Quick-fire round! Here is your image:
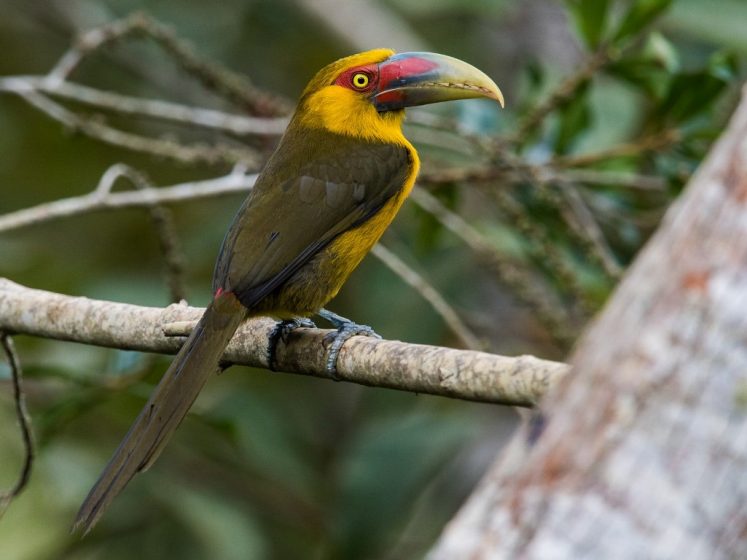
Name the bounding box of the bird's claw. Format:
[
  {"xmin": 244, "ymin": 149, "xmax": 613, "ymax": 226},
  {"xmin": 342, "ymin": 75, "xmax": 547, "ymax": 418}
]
[
  {"xmin": 267, "ymin": 317, "xmax": 316, "ymax": 371},
  {"xmin": 318, "ymin": 309, "xmax": 380, "ymax": 379}
]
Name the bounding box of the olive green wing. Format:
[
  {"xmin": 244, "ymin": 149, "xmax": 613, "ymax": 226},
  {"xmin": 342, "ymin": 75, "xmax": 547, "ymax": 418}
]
[{"xmin": 213, "ymin": 139, "xmax": 411, "ymax": 309}]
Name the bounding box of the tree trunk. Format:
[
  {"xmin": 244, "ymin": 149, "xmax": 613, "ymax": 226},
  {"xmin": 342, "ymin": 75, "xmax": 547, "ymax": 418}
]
[{"xmin": 428, "ymin": 86, "xmax": 747, "ymax": 559}]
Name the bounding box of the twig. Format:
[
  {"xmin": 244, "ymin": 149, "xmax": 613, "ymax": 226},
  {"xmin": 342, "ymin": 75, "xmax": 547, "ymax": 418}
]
[
  {"xmin": 558, "ymin": 186, "xmax": 622, "ymax": 278},
  {"xmin": 509, "ymin": 47, "xmax": 612, "ymax": 145},
  {"xmin": 95, "ymin": 164, "xmax": 187, "ymax": 302},
  {"xmin": 0, "ymin": 77, "xmax": 288, "ymax": 136},
  {"xmin": 498, "ymin": 154, "xmax": 622, "ymax": 283},
  {"xmin": 418, "ymin": 161, "xmax": 666, "ymax": 192},
  {"xmin": 49, "ymin": 12, "xmax": 291, "ymax": 117},
  {"xmin": 487, "ymin": 183, "xmax": 596, "ymax": 319},
  {"xmin": 0, "ymin": 279, "xmax": 568, "ymax": 407},
  {"xmin": 371, "ymin": 244, "xmax": 483, "ymax": 350},
  {"xmin": 15, "ymin": 90, "xmax": 259, "ymax": 167},
  {"xmin": 551, "ymin": 169, "xmax": 667, "ymax": 191},
  {"xmin": 409, "ymin": 188, "xmax": 574, "ymax": 348},
  {"xmin": 451, "ymin": 149, "xmax": 651, "ymax": 282},
  {"xmin": 419, "ymin": 166, "xmax": 502, "ymax": 185},
  {"xmin": 0, "ymin": 170, "xmax": 259, "ymax": 234},
  {"xmin": 553, "ymin": 129, "xmax": 681, "ymax": 168},
  {"xmin": 0, "ymin": 333, "xmax": 34, "ymax": 518}
]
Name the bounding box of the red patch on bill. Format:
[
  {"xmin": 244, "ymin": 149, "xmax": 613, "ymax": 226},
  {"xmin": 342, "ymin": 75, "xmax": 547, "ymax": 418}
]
[{"xmin": 379, "ymin": 56, "xmax": 438, "ymax": 89}]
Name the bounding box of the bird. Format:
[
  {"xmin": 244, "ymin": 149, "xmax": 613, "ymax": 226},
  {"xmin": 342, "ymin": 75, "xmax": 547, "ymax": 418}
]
[{"xmin": 73, "ymin": 48, "xmax": 503, "ymax": 534}]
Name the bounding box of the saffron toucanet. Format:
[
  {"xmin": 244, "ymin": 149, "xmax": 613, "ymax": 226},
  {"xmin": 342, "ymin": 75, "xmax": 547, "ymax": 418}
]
[{"xmin": 74, "ymin": 49, "xmax": 503, "ymax": 533}]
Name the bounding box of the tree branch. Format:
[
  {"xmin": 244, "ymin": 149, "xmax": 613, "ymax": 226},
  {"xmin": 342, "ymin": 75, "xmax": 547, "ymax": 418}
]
[
  {"xmin": 428, "ymin": 84, "xmax": 747, "ymax": 559},
  {"xmin": 370, "ymin": 244, "xmax": 483, "ymax": 351},
  {"xmin": 0, "ymin": 279, "xmax": 567, "ymax": 407},
  {"xmin": 409, "ymin": 188, "xmax": 574, "ymax": 348},
  {"xmin": 0, "ymin": 76, "xmax": 289, "ymax": 136},
  {"xmin": 93, "ymin": 164, "xmax": 187, "ymax": 303},
  {"xmin": 0, "ymin": 170, "xmax": 259, "ymax": 233},
  {"xmin": 0, "ymin": 333, "xmax": 34, "ymax": 517},
  {"xmin": 49, "ymin": 11, "xmax": 291, "ymax": 116},
  {"xmin": 14, "ymin": 90, "xmax": 260, "ymax": 166}
]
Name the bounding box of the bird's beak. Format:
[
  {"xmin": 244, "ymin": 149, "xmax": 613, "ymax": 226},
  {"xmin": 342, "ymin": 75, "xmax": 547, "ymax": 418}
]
[{"xmin": 372, "ymin": 52, "xmax": 504, "ymax": 112}]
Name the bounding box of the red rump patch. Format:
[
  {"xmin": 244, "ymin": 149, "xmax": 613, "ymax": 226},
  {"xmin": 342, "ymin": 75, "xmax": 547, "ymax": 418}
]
[{"xmin": 215, "ymin": 287, "xmax": 224, "ymax": 298}]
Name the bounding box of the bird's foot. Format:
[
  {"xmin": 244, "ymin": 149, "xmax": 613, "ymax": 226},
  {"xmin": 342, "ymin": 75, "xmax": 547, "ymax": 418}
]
[
  {"xmin": 267, "ymin": 317, "xmax": 316, "ymax": 371},
  {"xmin": 317, "ymin": 309, "xmax": 381, "ymax": 379}
]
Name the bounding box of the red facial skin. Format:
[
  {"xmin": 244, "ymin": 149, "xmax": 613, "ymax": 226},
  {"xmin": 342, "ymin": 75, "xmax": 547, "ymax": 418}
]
[
  {"xmin": 334, "ymin": 56, "xmax": 440, "ymax": 108},
  {"xmin": 334, "ymin": 64, "xmax": 379, "ymax": 93}
]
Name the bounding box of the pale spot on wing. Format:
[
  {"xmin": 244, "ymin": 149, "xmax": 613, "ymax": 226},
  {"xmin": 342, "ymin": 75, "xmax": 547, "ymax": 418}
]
[
  {"xmin": 352, "ymin": 183, "xmax": 366, "ymax": 202},
  {"xmin": 299, "ymin": 176, "xmax": 324, "ymax": 203},
  {"xmin": 325, "ymin": 181, "xmax": 348, "ymax": 208}
]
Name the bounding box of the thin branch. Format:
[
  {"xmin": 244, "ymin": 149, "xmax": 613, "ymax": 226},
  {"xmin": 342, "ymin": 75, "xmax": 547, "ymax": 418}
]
[
  {"xmin": 493, "ymin": 153, "xmax": 623, "ymax": 283},
  {"xmin": 557, "ymin": 185, "xmax": 622, "ymax": 278},
  {"xmin": 552, "ymin": 168, "xmax": 667, "ymax": 191},
  {"xmin": 0, "ymin": 333, "xmax": 35, "ymax": 517},
  {"xmin": 485, "ymin": 183, "xmax": 597, "ymax": 319},
  {"xmin": 0, "ymin": 279, "xmax": 567, "ymax": 407},
  {"xmin": 508, "ymin": 47, "xmax": 612, "ymax": 145},
  {"xmin": 409, "ymin": 188, "xmax": 574, "ymax": 348},
  {"xmin": 0, "ymin": 170, "xmax": 259, "ymax": 234},
  {"xmin": 49, "ymin": 12, "xmax": 291, "ymax": 117},
  {"xmin": 0, "ymin": 76, "xmax": 288, "ymax": 136},
  {"xmin": 553, "ymin": 129, "xmax": 681, "ymax": 168},
  {"xmin": 371, "ymin": 244, "xmax": 483, "ymax": 350},
  {"xmin": 418, "ymin": 161, "xmax": 666, "ymax": 192},
  {"xmin": 419, "ymin": 166, "xmax": 502, "ymax": 185},
  {"xmin": 15, "ymin": 90, "xmax": 259, "ymax": 166},
  {"xmin": 95, "ymin": 164, "xmax": 187, "ymax": 302}
]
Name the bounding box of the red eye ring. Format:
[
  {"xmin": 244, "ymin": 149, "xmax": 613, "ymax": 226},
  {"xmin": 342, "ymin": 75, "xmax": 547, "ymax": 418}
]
[{"xmin": 334, "ymin": 65, "xmax": 378, "ymax": 92}]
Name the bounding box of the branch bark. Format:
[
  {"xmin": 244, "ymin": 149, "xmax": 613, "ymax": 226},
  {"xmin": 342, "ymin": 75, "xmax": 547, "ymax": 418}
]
[
  {"xmin": 428, "ymin": 87, "xmax": 747, "ymax": 558},
  {"xmin": 0, "ymin": 279, "xmax": 567, "ymax": 407}
]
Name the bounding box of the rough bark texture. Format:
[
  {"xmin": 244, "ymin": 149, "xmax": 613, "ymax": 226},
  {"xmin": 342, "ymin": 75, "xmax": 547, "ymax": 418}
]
[
  {"xmin": 429, "ymin": 88, "xmax": 747, "ymax": 559},
  {"xmin": 0, "ymin": 279, "xmax": 566, "ymax": 407}
]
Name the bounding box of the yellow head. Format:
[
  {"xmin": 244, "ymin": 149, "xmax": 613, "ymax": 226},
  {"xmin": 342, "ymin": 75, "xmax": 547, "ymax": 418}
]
[{"xmin": 296, "ymin": 49, "xmax": 504, "ymax": 144}]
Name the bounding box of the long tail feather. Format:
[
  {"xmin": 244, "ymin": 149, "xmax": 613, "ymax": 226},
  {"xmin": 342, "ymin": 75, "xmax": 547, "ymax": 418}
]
[{"xmin": 73, "ymin": 292, "xmax": 245, "ymax": 535}]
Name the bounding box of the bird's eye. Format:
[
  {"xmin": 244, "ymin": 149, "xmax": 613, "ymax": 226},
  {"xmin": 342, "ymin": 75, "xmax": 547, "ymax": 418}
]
[{"xmin": 351, "ymin": 72, "xmax": 370, "ymax": 89}]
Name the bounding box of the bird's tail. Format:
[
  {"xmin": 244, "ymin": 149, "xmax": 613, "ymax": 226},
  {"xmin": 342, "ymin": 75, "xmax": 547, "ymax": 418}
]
[{"xmin": 73, "ymin": 291, "xmax": 246, "ymax": 535}]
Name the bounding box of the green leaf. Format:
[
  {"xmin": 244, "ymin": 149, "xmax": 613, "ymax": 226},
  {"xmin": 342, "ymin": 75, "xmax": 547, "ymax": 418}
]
[
  {"xmin": 608, "ymin": 58, "xmax": 668, "ymax": 98},
  {"xmin": 708, "ymin": 50, "xmax": 739, "ymax": 82},
  {"xmin": 613, "ymin": 0, "xmax": 673, "ymax": 42},
  {"xmin": 644, "ymin": 31, "xmax": 679, "ymax": 73},
  {"xmin": 554, "ymin": 80, "xmax": 592, "ymax": 154},
  {"xmin": 607, "ymin": 32, "xmax": 679, "ymax": 98},
  {"xmin": 657, "ymin": 50, "xmax": 738, "ymax": 124},
  {"xmin": 565, "ymin": 0, "xmax": 610, "ymax": 48}
]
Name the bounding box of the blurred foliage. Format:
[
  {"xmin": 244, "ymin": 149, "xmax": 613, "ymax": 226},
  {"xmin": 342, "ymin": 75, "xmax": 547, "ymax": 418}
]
[{"xmin": 0, "ymin": 0, "xmax": 744, "ymax": 558}]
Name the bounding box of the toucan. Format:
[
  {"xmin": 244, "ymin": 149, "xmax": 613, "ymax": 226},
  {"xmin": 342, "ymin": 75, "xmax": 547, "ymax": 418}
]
[{"xmin": 74, "ymin": 48, "xmax": 503, "ymax": 533}]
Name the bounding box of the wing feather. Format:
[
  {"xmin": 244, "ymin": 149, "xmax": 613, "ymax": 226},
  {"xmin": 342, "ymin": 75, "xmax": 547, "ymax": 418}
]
[{"xmin": 213, "ymin": 130, "xmax": 412, "ymax": 309}]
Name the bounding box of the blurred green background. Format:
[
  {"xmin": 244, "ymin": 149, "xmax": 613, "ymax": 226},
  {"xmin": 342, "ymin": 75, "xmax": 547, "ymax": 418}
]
[{"xmin": 0, "ymin": 1, "xmax": 744, "ymax": 558}]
